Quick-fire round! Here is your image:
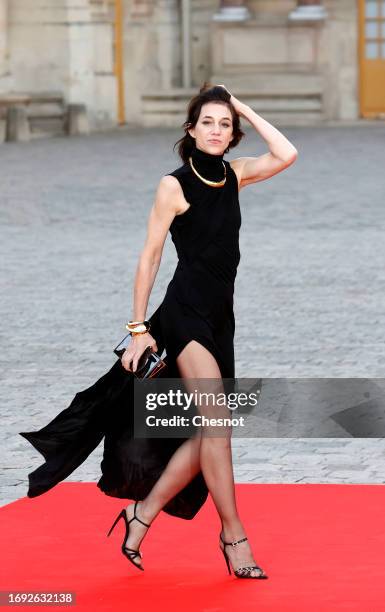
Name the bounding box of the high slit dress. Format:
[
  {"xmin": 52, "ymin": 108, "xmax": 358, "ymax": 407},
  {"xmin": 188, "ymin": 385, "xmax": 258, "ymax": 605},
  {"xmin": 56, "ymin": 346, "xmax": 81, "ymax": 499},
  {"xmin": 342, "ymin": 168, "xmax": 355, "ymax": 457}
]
[{"xmin": 19, "ymin": 144, "xmax": 242, "ymax": 520}]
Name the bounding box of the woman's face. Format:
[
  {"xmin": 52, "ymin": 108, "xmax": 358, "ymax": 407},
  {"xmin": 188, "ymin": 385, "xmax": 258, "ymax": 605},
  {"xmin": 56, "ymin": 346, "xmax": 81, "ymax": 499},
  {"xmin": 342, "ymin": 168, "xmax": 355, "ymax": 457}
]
[{"xmin": 188, "ymin": 102, "xmax": 233, "ymax": 155}]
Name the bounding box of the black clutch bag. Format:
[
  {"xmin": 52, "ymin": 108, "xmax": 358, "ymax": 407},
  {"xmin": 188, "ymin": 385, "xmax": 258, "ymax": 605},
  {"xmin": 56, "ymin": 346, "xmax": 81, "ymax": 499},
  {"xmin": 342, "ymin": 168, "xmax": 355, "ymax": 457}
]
[{"xmin": 113, "ymin": 333, "xmax": 167, "ymax": 379}]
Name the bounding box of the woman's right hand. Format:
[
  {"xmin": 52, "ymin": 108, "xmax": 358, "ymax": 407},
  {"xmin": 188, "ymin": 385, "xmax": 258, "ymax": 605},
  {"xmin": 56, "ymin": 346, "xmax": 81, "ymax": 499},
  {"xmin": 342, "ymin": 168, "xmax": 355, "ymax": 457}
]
[{"xmin": 121, "ymin": 332, "xmax": 158, "ymax": 373}]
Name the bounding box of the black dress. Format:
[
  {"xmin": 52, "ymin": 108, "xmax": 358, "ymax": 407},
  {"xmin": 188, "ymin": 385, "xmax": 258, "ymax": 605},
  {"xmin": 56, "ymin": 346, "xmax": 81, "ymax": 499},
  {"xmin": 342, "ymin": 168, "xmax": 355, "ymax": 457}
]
[{"xmin": 19, "ymin": 144, "xmax": 242, "ymax": 520}]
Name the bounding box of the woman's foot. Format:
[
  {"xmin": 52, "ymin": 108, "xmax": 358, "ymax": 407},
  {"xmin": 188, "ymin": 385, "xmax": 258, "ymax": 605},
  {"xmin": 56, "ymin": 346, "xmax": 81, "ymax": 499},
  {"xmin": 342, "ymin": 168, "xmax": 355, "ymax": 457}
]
[
  {"xmin": 123, "ymin": 501, "xmax": 152, "ymax": 566},
  {"xmin": 219, "ymin": 528, "xmax": 266, "ymax": 578}
]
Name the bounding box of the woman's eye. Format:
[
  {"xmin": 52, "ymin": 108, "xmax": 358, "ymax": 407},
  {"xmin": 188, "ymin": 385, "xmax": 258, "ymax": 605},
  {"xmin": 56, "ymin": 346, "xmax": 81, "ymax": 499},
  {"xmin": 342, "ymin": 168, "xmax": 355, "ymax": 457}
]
[{"xmin": 203, "ymin": 121, "xmax": 230, "ymax": 127}]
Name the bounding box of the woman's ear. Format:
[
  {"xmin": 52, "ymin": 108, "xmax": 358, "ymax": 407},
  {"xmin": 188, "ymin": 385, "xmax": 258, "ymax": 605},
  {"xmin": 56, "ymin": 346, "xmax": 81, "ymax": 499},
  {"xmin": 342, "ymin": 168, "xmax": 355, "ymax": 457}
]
[{"xmin": 186, "ymin": 125, "xmax": 195, "ymax": 140}]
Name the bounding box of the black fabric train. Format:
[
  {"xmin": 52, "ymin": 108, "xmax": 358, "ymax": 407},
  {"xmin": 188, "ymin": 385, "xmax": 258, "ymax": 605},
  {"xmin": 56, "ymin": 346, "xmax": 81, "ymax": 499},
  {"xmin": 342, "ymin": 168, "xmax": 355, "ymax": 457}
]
[{"xmin": 19, "ymin": 144, "xmax": 242, "ymax": 520}]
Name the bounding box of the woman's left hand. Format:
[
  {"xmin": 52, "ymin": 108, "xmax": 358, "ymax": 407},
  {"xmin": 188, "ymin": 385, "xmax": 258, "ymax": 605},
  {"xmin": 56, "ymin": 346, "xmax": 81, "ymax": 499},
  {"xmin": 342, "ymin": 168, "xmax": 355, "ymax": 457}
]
[{"xmin": 217, "ymin": 84, "xmax": 246, "ymax": 116}]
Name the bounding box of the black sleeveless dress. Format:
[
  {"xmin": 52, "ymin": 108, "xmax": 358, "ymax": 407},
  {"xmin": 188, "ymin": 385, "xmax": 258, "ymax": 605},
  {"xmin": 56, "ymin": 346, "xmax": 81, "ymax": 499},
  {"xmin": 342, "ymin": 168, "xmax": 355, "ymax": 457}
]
[{"xmin": 19, "ymin": 145, "xmax": 242, "ymax": 520}]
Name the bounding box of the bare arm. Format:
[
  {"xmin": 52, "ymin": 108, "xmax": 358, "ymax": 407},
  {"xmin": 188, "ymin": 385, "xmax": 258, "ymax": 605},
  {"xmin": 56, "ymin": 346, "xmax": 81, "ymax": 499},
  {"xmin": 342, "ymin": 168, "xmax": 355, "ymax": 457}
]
[
  {"xmin": 231, "ymin": 104, "xmax": 298, "ymax": 188},
  {"xmin": 218, "ymin": 84, "xmax": 298, "ymax": 188},
  {"xmin": 122, "ymin": 175, "xmax": 182, "ymax": 372},
  {"xmin": 236, "ymin": 103, "xmax": 298, "ymax": 164},
  {"xmin": 131, "ymin": 175, "xmax": 185, "ymax": 319}
]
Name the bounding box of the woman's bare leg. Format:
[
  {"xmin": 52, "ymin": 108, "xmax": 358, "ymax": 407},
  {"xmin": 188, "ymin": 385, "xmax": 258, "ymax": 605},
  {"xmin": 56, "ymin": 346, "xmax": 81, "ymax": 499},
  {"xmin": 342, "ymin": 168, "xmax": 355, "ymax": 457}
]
[
  {"xmin": 124, "ymin": 340, "xmax": 263, "ymax": 576},
  {"xmin": 174, "ymin": 340, "xmax": 264, "ymax": 577},
  {"xmin": 123, "ymin": 431, "xmax": 203, "ymax": 564}
]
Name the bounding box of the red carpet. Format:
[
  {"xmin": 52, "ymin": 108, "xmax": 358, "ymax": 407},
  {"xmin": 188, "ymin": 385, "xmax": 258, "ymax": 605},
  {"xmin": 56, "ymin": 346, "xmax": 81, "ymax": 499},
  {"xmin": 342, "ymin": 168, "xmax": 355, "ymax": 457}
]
[{"xmin": 2, "ymin": 482, "xmax": 385, "ymax": 611}]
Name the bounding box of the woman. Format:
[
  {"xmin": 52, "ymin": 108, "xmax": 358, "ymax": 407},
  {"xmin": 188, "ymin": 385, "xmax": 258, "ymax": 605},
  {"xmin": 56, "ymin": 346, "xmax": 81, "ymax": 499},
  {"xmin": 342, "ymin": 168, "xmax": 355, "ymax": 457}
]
[
  {"xmin": 20, "ymin": 83, "xmax": 297, "ymax": 580},
  {"xmin": 107, "ymin": 83, "xmax": 297, "ymax": 579}
]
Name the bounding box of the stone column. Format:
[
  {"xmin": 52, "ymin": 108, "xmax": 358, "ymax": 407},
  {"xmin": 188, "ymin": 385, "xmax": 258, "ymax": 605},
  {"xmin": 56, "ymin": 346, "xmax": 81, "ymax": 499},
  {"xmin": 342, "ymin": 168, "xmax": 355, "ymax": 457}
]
[
  {"xmin": 289, "ymin": 0, "xmax": 328, "ymax": 21},
  {"xmin": 212, "ymin": 0, "xmax": 251, "ymax": 22},
  {"xmin": 181, "ymin": 0, "xmax": 191, "ymax": 88}
]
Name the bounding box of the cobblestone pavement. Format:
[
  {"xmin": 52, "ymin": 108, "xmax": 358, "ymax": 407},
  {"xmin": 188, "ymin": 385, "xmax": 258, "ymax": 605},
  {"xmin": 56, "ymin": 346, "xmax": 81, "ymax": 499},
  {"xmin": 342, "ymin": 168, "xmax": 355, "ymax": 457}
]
[{"xmin": 1, "ymin": 124, "xmax": 385, "ymax": 507}]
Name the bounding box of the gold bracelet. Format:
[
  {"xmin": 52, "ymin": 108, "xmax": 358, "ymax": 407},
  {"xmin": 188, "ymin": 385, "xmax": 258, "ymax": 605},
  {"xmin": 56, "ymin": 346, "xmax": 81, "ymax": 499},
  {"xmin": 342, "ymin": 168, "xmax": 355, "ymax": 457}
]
[
  {"xmin": 126, "ymin": 320, "xmax": 151, "ymax": 334},
  {"xmin": 126, "ymin": 319, "xmax": 150, "ymax": 325}
]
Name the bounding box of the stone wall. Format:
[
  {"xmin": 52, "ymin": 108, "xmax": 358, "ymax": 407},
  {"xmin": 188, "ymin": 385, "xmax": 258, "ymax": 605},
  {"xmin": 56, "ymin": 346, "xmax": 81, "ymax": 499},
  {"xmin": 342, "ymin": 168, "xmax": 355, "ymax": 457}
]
[
  {"xmin": 0, "ymin": 0, "xmax": 362, "ymax": 128},
  {"xmin": 0, "ymin": 0, "xmax": 9, "ymax": 89},
  {"xmin": 0, "ymin": 0, "xmax": 117, "ymax": 129},
  {"xmin": 321, "ymin": 0, "xmax": 359, "ymax": 120},
  {"xmin": 122, "ymin": 0, "xmax": 181, "ymax": 123}
]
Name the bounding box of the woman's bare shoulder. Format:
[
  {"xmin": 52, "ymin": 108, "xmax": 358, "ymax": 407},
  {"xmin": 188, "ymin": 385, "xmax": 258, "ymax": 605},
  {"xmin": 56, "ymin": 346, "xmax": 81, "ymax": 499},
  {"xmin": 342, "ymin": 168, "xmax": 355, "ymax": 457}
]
[
  {"xmin": 158, "ymin": 174, "xmax": 182, "ymax": 194},
  {"xmin": 154, "ymin": 175, "xmax": 188, "ymax": 216}
]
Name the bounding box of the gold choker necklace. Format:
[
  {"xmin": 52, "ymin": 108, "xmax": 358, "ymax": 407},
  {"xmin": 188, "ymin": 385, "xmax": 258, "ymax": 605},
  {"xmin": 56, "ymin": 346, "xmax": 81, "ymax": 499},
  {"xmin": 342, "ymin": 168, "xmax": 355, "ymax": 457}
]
[{"xmin": 189, "ymin": 156, "xmax": 226, "ymax": 187}]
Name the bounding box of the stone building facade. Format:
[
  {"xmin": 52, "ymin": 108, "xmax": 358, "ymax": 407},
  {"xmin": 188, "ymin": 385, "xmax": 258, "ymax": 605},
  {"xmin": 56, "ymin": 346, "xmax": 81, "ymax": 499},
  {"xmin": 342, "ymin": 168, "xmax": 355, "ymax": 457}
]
[{"xmin": 0, "ymin": 0, "xmax": 384, "ymax": 136}]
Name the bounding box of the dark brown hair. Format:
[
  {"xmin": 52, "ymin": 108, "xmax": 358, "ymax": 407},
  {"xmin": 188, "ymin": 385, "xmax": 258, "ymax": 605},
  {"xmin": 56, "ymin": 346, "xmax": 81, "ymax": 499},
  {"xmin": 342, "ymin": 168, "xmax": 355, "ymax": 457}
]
[{"xmin": 173, "ymin": 81, "xmax": 245, "ymax": 163}]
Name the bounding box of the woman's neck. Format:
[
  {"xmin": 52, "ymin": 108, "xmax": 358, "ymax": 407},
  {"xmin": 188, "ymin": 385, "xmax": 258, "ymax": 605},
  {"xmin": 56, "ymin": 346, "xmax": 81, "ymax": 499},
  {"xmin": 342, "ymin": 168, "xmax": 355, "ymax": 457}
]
[{"xmin": 190, "ymin": 144, "xmax": 225, "ymax": 181}]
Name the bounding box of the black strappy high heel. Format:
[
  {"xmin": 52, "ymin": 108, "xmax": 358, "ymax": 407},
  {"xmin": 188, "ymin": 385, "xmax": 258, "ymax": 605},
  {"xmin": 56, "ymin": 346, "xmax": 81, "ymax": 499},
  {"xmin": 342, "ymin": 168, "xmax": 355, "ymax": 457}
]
[
  {"xmin": 107, "ymin": 500, "xmax": 151, "ymax": 571},
  {"xmin": 219, "ymin": 532, "xmax": 268, "ymax": 579}
]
